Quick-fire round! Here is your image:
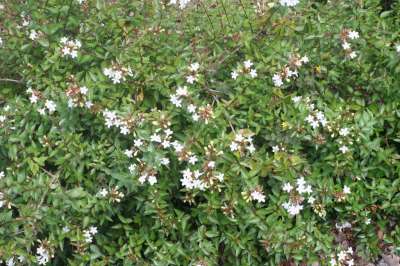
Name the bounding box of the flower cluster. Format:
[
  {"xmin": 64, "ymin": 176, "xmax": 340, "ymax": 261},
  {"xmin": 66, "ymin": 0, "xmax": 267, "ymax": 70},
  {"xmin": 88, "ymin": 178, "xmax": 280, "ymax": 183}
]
[
  {"xmin": 170, "ymin": 86, "xmax": 214, "ymax": 123},
  {"xmin": 242, "ymin": 186, "xmax": 266, "ymax": 203},
  {"xmin": 97, "ymin": 186, "xmax": 124, "ymax": 202},
  {"xmin": 60, "ymin": 37, "xmax": 81, "ymax": 59},
  {"xmin": 229, "ymin": 130, "xmax": 256, "ymax": 155},
  {"xmin": 27, "ymin": 90, "xmax": 57, "ymax": 115},
  {"xmin": 83, "ymin": 226, "xmax": 98, "ymax": 243},
  {"xmin": 36, "ymin": 244, "xmax": 50, "ymax": 265},
  {"xmin": 66, "ymin": 84, "xmax": 92, "ymax": 109},
  {"xmin": 103, "ymin": 109, "xmax": 143, "ymax": 135},
  {"xmin": 272, "ymin": 54, "xmax": 309, "ymax": 87},
  {"xmin": 330, "ymin": 247, "xmax": 355, "ymax": 266},
  {"xmin": 186, "ymin": 62, "xmax": 200, "ymax": 84},
  {"xmin": 340, "ymin": 29, "xmax": 359, "ymax": 59},
  {"xmin": 103, "ymin": 63, "xmax": 133, "ymax": 84},
  {"xmin": 282, "ymin": 177, "xmax": 314, "ymax": 216},
  {"xmin": 231, "ymin": 60, "xmax": 257, "ymax": 80},
  {"xmin": 337, "ymin": 127, "xmax": 352, "ymax": 154}
]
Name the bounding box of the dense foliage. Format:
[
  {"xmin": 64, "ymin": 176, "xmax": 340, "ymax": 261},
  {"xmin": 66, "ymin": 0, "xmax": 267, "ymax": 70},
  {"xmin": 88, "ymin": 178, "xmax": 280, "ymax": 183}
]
[{"xmin": 1, "ymin": 0, "xmax": 400, "ymax": 265}]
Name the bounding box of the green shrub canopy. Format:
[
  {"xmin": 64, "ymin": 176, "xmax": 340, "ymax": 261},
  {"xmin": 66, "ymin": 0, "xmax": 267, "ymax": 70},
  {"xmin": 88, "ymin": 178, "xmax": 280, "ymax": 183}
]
[{"xmin": 0, "ymin": 0, "xmax": 400, "ymax": 265}]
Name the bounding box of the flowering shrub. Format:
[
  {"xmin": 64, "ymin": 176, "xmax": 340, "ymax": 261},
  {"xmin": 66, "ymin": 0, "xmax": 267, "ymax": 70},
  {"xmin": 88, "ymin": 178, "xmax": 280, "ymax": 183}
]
[{"xmin": 1, "ymin": 0, "xmax": 400, "ymax": 265}]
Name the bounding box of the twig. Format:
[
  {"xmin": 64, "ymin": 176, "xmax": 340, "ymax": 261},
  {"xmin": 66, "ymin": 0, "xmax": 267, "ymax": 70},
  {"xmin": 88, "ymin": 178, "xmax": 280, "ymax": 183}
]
[{"xmin": 0, "ymin": 78, "xmax": 23, "ymax": 84}]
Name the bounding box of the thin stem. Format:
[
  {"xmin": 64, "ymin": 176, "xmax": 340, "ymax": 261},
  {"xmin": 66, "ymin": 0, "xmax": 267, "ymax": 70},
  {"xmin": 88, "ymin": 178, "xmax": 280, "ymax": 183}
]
[{"xmin": 0, "ymin": 78, "xmax": 23, "ymax": 84}]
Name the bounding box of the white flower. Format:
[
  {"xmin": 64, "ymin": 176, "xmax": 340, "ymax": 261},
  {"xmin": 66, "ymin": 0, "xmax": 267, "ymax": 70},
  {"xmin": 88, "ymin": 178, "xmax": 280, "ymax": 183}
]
[
  {"xmin": 246, "ymin": 144, "xmax": 256, "ymax": 153},
  {"xmin": 339, "ymin": 127, "xmax": 350, "ymax": 136},
  {"xmin": 170, "ymin": 94, "xmax": 182, "ymax": 107},
  {"xmin": 343, "ymin": 185, "xmax": 351, "ymax": 194},
  {"xmin": 300, "ymin": 55, "xmax": 309, "ymax": 64},
  {"xmin": 243, "ymin": 60, "xmax": 253, "ymax": 69},
  {"xmin": 282, "ymin": 182, "xmax": 293, "ymax": 193},
  {"xmin": 176, "ymin": 86, "xmax": 188, "ymax": 96},
  {"xmin": 272, "ymin": 74, "xmax": 283, "ymax": 87},
  {"xmin": 0, "ymin": 171, "xmax": 4, "ymax": 179},
  {"xmin": 138, "ymin": 174, "xmax": 147, "ymax": 184},
  {"xmin": 98, "ymin": 188, "xmax": 108, "ymax": 197},
  {"xmin": 292, "ymin": 96, "xmax": 302, "ymax": 103},
  {"xmin": 148, "ymin": 175, "xmax": 157, "ymax": 185},
  {"xmin": 186, "ymin": 75, "xmax": 196, "ymax": 84},
  {"xmin": 250, "ymin": 190, "xmax": 265, "ymax": 203},
  {"xmin": 230, "ymin": 142, "xmax": 238, "ymax": 152},
  {"xmin": 89, "ymin": 226, "xmax": 98, "ymax": 235},
  {"xmin": 45, "ymin": 100, "xmax": 56, "ymax": 113},
  {"xmin": 160, "ymin": 158, "xmax": 170, "ymax": 166},
  {"xmin": 339, "ymin": 145, "xmax": 349, "ymax": 154},
  {"xmin": 231, "ymin": 70, "xmax": 239, "ymax": 80},
  {"xmin": 308, "ymin": 196, "xmax": 316, "ymax": 204},
  {"xmin": 134, "ymin": 139, "xmax": 144, "ymax": 147},
  {"xmin": 187, "ymin": 104, "xmax": 196, "ymax": 113},
  {"xmin": 128, "ymin": 164, "xmax": 136, "ymax": 173},
  {"xmin": 396, "ymin": 44, "xmax": 400, "ymax": 53},
  {"xmin": 272, "ymin": 145, "xmax": 280, "ymax": 153},
  {"xmin": 279, "ymin": 0, "xmax": 300, "ymax": 7},
  {"xmin": 150, "ymin": 133, "xmax": 162, "ymax": 143},
  {"xmin": 342, "ymin": 41, "xmax": 351, "ymax": 50},
  {"xmin": 124, "ymin": 149, "xmax": 133, "ymax": 158},
  {"xmin": 249, "ymin": 69, "xmax": 257, "ymax": 78},
  {"xmin": 337, "ymin": 250, "xmax": 347, "ymax": 261},
  {"xmin": 0, "ymin": 115, "xmax": 6, "ymax": 123},
  {"xmin": 79, "ymin": 86, "xmax": 88, "ymax": 95},
  {"xmin": 188, "ymin": 155, "xmax": 198, "ymax": 165},
  {"xmin": 189, "ymin": 62, "xmax": 199, "ymax": 72},
  {"xmin": 29, "ymin": 30, "xmax": 38, "ymax": 40},
  {"xmin": 120, "ymin": 126, "xmax": 130, "ymax": 135},
  {"xmin": 348, "ymin": 30, "xmax": 359, "ymax": 40},
  {"xmin": 349, "ymin": 51, "xmax": 357, "ymax": 59},
  {"xmin": 0, "ymin": 36, "xmax": 3, "ymax": 47},
  {"xmin": 85, "ymin": 101, "xmax": 93, "ymax": 109},
  {"xmin": 36, "ymin": 245, "xmax": 50, "ymax": 265}
]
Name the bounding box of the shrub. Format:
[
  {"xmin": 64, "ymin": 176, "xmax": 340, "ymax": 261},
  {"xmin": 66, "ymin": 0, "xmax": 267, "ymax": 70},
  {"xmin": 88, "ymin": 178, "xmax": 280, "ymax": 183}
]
[{"xmin": 0, "ymin": 0, "xmax": 400, "ymax": 265}]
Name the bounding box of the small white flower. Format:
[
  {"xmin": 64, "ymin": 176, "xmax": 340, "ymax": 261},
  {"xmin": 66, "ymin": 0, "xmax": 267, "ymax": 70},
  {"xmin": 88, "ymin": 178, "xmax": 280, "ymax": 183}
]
[
  {"xmin": 396, "ymin": 44, "xmax": 400, "ymax": 53},
  {"xmin": 176, "ymin": 86, "xmax": 188, "ymax": 97},
  {"xmin": 150, "ymin": 133, "xmax": 162, "ymax": 143},
  {"xmin": 342, "ymin": 41, "xmax": 351, "ymax": 50},
  {"xmin": 128, "ymin": 164, "xmax": 136, "ymax": 173},
  {"xmin": 349, "ymin": 51, "xmax": 357, "ymax": 59},
  {"xmin": 250, "ymin": 190, "xmax": 265, "ymax": 203},
  {"xmin": 188, "ymin": 155, "xmax": 198, "ymax": 165},
  {"xmin": 148, "ymin": 175, "xmax": 157, "ymax": 185},
  {"xmin": 339, "ymin": 145, "xmax": 349, "ymax": 154},
  {"xmin": 124, "ymin": 149, "xmax": 133, "ymax": 158},
  {"xmin": 0, "ymin": 171, "xmax": 4, "ymax": 179},
  {"xmin": 230, "ymin": 142, "xmax": 238, "ymax": 152},
  {"xmin": 189, "ymin": 62, "xmax": 200, "ymax": 72},
  {"xmin": 160, "ymin": 157, "xmax": 170, "ymax": 166},
  {"xmin": 348, "ymin": 30, "xmax": 359, "ymax": 40},
  {"xmin": 272, "ymin": 145, "xmax": 280, "ymax": 153},
  {"xmin": 29, "ymin": 30, "xmax": 38, "ymax": 40},
  {"xmin": 45, "ymin": 100, "xmax": 56, "ymax": 113},
  {"xmin": 231, "ymin": 70, "xmax": 239, "ymax": 80},
  {"xmin": 339, "ymin": 127, "xmax": 350, "ymax": 136},
  {"xmin": 249, "ymin": 69, "xmax": 257, "ymax": 78},
  {"xmin": 343, "ymin": 185, "xmax": 351, "ymax": 194},
  {"xmin": 308, "ymin": 196, "xmax": 316, "ymax": 204},
  {"xmin": 134, "ymin": 139, "xmax": 144, "ymax": 147},
  {"xmin": 170, "ymin": 94, "xmax": 182, "ymax": 107},
  {"xmin": 187, "ymin": 104, "xmax": 196, "ymax": 113},
  {"xmin": 272, "ymin": 74, "xmax": 283, "ymax": 87},
  {"xmin": 292, "ymin": 96, "xmax": 302, "ymax": 103},
  {"xmin": 243, "ymin": 60, "xmax": 253, "ymax": 69},
  {"xmin": 282, "ymin": 182, "xmax": 293, "ymax": 193}
]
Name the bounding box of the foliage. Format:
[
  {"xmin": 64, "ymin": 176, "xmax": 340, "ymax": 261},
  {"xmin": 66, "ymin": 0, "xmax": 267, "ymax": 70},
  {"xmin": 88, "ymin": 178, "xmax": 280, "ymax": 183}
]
[{"xmin": 0, "ymin": 0, "xmax": 400, "ymax": 265}]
